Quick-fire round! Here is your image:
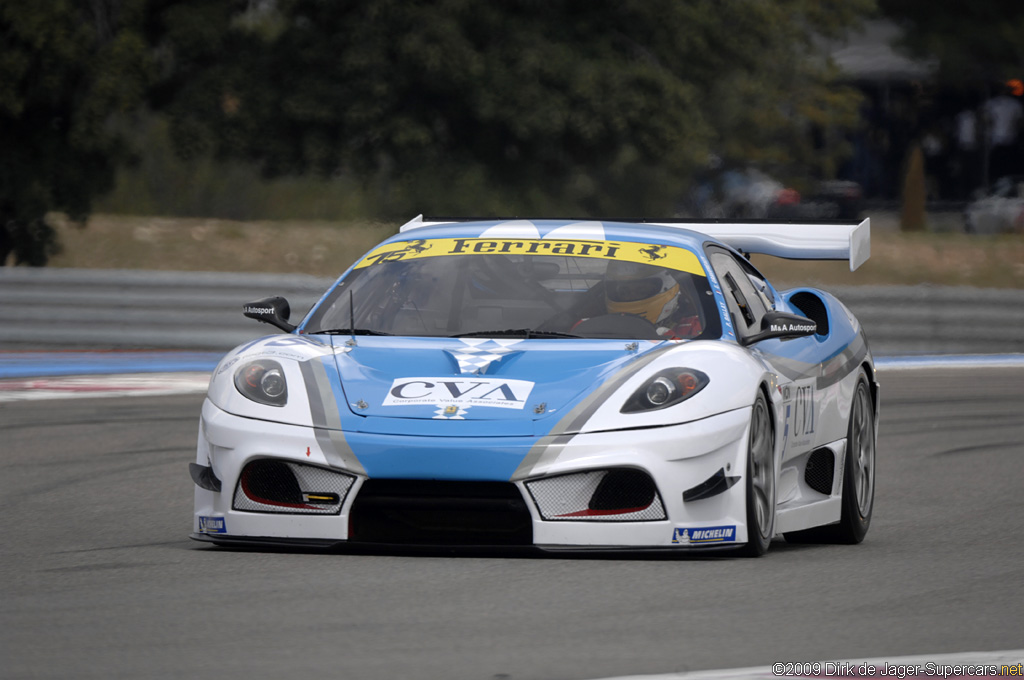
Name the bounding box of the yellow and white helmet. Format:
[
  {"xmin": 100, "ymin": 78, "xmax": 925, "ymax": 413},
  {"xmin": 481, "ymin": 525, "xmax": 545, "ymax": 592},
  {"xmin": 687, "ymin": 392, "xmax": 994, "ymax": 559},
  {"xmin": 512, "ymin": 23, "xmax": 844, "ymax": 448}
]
[{"xmin": 604, "ymin": 261, "xmax": 680, "ymax": 324}]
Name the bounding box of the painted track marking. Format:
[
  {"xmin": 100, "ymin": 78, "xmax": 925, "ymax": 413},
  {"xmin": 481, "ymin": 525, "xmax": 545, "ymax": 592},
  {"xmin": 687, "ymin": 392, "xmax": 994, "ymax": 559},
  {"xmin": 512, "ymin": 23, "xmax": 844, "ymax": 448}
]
[
  {"xmin": 1, "ymin": 353, "xmax": 1022, "ymax": 401},
  {"xmin": 599, "ymin": 650, "xmax": 1024, "ymax": 680}
]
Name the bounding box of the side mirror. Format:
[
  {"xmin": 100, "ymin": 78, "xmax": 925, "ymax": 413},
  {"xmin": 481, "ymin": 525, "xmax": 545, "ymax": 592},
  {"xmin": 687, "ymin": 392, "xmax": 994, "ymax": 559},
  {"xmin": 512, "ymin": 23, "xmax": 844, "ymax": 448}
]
[
  {"xmin": 243, "ymin": 296, "xmax": 296, "ymax": 333},
  {"xmin": 743, "ymin": 311, "xmax": 816, "ymax": 345}
]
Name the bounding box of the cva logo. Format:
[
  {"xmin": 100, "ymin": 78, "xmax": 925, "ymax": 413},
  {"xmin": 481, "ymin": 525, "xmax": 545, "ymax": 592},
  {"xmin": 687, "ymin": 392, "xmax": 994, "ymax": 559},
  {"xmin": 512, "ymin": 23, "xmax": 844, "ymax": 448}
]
[{"xmin": 383, "ymin": 377, "xmax": 535, "ymax": 410}]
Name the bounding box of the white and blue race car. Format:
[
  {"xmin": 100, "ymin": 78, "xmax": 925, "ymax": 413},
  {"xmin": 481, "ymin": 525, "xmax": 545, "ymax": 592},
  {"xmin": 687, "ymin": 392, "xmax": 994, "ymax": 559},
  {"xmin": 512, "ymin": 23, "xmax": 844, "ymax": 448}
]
[{"xmin": 190, "ymin": 217, "xmax": 878, "ymax": 556}]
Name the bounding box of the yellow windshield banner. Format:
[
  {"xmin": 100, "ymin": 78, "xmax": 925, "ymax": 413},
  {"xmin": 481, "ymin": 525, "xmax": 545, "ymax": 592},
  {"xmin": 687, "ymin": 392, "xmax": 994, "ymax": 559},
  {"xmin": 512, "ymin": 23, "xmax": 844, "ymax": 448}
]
[{"xmin": 354, "ymin": 238, "xmax": 706, "ymax": 277}]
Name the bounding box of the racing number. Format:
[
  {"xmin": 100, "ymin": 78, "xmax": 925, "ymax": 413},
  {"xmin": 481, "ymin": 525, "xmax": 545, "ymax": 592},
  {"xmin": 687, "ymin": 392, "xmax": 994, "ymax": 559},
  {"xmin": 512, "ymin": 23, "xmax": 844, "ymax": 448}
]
[{"xmin": 793, "ymin": 385, "xmax": 816, "ymax": 437}]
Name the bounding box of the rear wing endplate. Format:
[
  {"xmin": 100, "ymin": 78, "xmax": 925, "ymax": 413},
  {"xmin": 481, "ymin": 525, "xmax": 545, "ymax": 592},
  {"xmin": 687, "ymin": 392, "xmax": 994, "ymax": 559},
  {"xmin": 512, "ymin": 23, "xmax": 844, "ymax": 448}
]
[
  {"xmin": 647, "ymin": 218, "xmax": 870, "ymax": 271},
  {"xmin": 399, "ymin": 216, "xmax": 870, "ymax": 271}
]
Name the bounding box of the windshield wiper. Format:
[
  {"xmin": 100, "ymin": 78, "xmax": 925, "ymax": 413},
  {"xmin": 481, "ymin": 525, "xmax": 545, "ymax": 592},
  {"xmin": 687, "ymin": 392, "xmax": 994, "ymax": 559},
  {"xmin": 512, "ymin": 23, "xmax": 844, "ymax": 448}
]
[
  {"xmin": 318, "ymin": 328, "xmax": 394, "ymax": 336},
  {"xmin": 453, "ymin": 328, "xmax": 582, "ymax": 339}
]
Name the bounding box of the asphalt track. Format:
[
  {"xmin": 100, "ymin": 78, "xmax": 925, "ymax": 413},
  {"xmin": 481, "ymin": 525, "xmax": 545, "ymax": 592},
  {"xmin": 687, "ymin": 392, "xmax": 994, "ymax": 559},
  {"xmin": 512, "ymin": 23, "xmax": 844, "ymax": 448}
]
[{"xmin": 2, "ymin": 367, "xmax": 1023, "ymax": 680}]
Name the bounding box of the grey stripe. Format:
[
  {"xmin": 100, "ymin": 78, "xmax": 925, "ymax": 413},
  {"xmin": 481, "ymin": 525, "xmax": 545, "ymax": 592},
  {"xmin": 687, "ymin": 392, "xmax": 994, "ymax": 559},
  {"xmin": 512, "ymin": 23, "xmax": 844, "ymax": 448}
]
[
  {"xmin": 816, "ymin": 334, "xmax": 868, "ymax": 390},
  {"xmin": 312, "ymin": 427, "xmax": 365, "ymax": 475},
  {"xmin": 762, "ymin": 353, "xmax": 819, "ymax": 383},
  {"xmin": 510, "ymin": 434, "xmax": 574, "ymax": 482},
  {"xmin": 755, "ymin": 334, "xmax": 869, "ymax": 390},
  {"xmin": 511, "ymin": 343, "xmax": 678, "ymax": 480},
  {"xmin": 300, "ymin": 359, "xmax": 365, "ymax": 475},
  {"xmin": 301, "ymin": 359, "xmax": 341, "ymax": 429}
]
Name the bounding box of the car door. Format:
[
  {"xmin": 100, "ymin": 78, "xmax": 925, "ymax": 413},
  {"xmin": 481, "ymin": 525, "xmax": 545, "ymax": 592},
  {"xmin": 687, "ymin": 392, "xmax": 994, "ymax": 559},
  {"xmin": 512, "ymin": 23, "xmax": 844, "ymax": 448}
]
[{"xmin": 705, "ymin": 246, "xmax": 820, "ymax": 461}]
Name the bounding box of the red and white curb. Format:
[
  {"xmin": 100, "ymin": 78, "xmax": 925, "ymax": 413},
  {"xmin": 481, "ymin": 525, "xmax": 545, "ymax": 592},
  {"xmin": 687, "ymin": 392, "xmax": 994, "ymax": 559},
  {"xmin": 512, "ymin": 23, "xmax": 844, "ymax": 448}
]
[
  {"xmin": 598, "ymin": 650, "xmax": 1024, "ymax": 680},
  {"xmin": 0, "ymin": 372, "xmax": 211, "ymax": 402}
]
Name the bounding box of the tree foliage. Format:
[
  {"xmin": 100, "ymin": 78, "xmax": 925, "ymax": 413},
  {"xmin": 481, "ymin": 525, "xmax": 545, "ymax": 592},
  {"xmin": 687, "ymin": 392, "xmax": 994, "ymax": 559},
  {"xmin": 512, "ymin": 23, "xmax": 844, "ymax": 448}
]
[
  {"xmin": 0, "ymin": 0, "xmax": 152, "ymax": 265},
  {"xmin": 880, "ymin": 0, "xmax": 1024, "ymax": 85},
  {"xmin": 3, "ymin": 0, "xmax": 874, "ymax": 264},
  {"xmin": 161, "ymin": 0, "xmax": 873, "ymax": 217}
]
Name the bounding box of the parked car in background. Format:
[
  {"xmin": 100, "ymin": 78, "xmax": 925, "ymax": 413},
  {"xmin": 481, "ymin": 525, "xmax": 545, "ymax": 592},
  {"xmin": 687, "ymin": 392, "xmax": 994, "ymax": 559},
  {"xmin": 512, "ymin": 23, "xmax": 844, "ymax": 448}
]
[
  {"xmin": 684, "ymin": 168, "xmax": 862, "ymax": 221},
  {"xmin": 964, "ymin": 176, "xmax": 1024, "ymax": 234}
]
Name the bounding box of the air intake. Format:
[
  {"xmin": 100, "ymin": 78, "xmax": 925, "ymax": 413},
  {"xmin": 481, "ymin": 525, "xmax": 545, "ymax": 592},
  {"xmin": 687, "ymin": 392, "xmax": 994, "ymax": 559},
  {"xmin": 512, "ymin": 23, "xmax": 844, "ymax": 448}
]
[
  {"xmin": 233, "ymin": 459, "xmax": 355, "ymax": 515},
  {"xmin": 804, "ymin": 449, "xmax": 835, "ymax": 495},
  {"xmin": 349, "ymin": 480, "xmax": 533, "ymax": 545},
  {"xmin": 526, "ymin": 468, "xmax": 666, "ymax": 521}
]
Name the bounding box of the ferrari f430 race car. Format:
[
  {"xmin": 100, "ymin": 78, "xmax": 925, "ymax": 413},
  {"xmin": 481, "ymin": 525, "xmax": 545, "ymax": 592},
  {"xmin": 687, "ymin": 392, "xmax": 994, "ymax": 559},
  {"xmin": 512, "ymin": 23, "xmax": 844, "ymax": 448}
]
[{"xmin": 190, "ymin": 217, "xmax": 878, "ymax": 556}]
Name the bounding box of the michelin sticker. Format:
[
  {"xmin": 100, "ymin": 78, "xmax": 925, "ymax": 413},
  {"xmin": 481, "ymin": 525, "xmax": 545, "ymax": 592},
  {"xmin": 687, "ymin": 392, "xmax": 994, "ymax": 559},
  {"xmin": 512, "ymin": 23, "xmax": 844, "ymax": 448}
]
[
  {"xmin": 198, "ymin": 516, "xmax": 227, "ymax": 534},
  {"xmin": 672, "ymin": 525, "xmax": 736, "ymax": 545},
  {"xmin": 384, "ymin": 377, "xmax": 535, "ymax": 410}
]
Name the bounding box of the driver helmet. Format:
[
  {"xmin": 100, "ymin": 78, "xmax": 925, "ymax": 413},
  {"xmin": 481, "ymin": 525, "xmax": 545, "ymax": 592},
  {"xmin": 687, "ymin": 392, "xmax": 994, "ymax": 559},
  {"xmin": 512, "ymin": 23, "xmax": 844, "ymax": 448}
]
[{"xmin": 604, "ymin": 261, "xmax": 680, "ymax": 324}]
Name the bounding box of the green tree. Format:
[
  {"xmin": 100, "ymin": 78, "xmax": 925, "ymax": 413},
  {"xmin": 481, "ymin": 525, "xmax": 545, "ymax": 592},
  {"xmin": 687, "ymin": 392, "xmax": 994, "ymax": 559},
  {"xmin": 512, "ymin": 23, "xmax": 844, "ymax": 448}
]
[
  {"xmin": 163, "ymin": 0, "xmax": 874, "ymax": 217},
  {"xmin": 3, "ymin": 0, "xmax": 875, "ymax": 265},
  {"xmin": 880, "ymin": 0, "xmax": 1024, "ymax": 84},
  {"xmin": 0, "ymin": 0, "xmax": 152, "ymax": 265}
]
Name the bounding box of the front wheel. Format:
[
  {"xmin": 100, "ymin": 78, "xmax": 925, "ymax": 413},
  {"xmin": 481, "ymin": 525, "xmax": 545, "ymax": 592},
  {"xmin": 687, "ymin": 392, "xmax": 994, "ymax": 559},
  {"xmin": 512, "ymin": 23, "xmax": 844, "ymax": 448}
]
[{"xmin": 738, "ymin": 392, "xmax": 775, "ymax": 557}]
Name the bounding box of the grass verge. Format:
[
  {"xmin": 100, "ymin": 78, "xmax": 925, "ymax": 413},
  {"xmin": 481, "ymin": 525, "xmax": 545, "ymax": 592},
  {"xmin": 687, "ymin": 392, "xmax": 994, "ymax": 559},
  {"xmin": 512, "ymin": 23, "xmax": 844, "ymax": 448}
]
[{"xmin": 42, "ymin": 213, "xmax": 1024, "ymax": 289}]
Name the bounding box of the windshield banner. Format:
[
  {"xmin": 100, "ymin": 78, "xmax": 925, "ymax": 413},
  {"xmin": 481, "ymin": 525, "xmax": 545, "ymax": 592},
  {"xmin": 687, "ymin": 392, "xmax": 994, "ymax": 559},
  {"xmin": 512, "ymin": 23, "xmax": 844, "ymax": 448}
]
[{"xmin": 355, "ymin": 238, "xmax": 706, "ymax": 276}]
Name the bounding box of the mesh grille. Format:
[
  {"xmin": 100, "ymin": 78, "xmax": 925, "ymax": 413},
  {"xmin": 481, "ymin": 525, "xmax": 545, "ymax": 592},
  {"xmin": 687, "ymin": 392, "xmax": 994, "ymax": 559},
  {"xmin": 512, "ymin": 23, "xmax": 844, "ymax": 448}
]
[
  {"xmin": 233, "ymin": 459, "xmax": 355, "ymax": 515},
  {"xmin": 526, "ymin": 469, "xmax": 666, "ymax": 521},
  {"xmin": 804, "ymin": 449, "xmax": 835, "ymax": 495}
]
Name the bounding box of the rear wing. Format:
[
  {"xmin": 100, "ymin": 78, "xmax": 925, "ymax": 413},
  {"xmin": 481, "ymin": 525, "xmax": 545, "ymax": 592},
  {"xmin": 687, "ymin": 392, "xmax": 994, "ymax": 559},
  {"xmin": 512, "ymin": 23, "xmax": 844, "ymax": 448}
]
[{"xmin": 398, "ymin": 216, "xmax": 870, "ymax": 271}]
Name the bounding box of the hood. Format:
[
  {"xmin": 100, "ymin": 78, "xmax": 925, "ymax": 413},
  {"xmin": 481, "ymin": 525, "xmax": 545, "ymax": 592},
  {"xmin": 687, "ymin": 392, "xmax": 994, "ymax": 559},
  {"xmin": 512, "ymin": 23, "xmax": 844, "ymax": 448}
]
[{"xmin": 329, "ymin": 336, "xmax": 663, "ymax": 427}]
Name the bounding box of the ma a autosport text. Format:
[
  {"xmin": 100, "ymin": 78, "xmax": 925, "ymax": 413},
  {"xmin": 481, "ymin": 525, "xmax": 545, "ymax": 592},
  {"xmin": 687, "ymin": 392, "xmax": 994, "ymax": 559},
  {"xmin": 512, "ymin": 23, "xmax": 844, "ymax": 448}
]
[{"xmin": 772, "ymin": 661, "xmax": 1023, "ymax": 678}]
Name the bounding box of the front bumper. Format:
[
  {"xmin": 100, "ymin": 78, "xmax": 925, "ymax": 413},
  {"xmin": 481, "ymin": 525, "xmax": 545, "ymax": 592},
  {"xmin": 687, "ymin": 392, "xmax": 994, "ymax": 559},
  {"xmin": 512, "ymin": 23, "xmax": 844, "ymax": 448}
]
[{"xmin": 192, "ymin": 399, "xmax": 754, "ymax": 549}]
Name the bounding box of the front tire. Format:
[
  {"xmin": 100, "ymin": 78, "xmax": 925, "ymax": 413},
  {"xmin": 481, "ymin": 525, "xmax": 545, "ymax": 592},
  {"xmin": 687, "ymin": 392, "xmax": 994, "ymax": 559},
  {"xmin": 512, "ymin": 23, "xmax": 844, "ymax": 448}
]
[
  {"xmin": 785, "ymin": 370, "xmax": 875, "ymax": 544},
  {"xmin": 739, "ymin": 392, "xmax": 775, "ymax": 557}
]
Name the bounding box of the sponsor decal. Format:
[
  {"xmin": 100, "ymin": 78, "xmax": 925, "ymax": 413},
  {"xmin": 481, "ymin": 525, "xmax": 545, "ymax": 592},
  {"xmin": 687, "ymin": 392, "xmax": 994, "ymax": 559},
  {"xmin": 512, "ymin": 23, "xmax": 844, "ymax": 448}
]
[
  {"xmin": 216, "ymin": 356, "xmax": 241, "ymax": 375},
  {"xmin": 231, "ymin": 335, "xmax": 333, "ymax": 358},
  {"xmin": 433, "ymin": 404, "xmax": 469, "ymax": 419},
  {"xmin": 354, "ymin": 238, "xmax": 706, "ymax": 277},
  {"xmin": 384, "ymin": 377, "xmax": 535, "ymax": 410},
  {"xmin": 198, "ymin": 516, "xmax": 227, "ymax": 534},
  {"xmin": 672, "ymin": 525, "xmax": 736, "ymax": 545},
  {"xmin": 707, "ymin": 274, "xmax": 735, "ymax": 339},
  {"xmin": 792, "ymin": 384, "xmax": 816, "ymax": 438},
  {"xmin": 245, "ymin": 306, "xmax": 274, "ymax": 315},
  {"xmin": 770, "ymin": 323, "xmax": 816, "ymax": 333},
  {"xmin": 447, "ymin": 338, "xmax": 523, "ymax": 374}
]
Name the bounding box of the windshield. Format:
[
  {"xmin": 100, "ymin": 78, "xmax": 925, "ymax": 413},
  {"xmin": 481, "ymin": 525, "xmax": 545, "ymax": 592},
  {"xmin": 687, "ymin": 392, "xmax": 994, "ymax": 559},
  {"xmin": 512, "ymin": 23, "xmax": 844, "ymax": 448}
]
[{"xmin": 304, "ymin": 237, "xmax": 721, "ymax": 341}]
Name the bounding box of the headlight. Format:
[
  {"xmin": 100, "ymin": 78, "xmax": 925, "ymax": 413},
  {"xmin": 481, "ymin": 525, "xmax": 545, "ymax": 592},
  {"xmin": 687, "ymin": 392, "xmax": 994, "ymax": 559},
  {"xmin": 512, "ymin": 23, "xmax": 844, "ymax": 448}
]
[
  {"xmin": 234, "ymin": 359, "xmax": 288, "ymax": 407},
  {"xmin": 621, "ymin": 368, "xmax": 708, "ymax": 413}
]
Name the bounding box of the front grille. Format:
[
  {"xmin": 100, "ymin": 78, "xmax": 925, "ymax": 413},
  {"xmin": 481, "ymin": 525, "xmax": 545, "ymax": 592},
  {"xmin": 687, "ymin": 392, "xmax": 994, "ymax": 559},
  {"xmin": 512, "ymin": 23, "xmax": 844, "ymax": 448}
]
[
  {"xmin": 233, "ymin": 459, "xmax": 355, "ymax": 515},
  {"xmin": 804, "ymin": 448, "xmax": 835, "ymax": 495},
  {"xmin": 348, "ymin": 480, "xmax": 533, "ymax": 545},
  {"xmin": 525, "ymin": 468, "xmax": 667, "ymax": 521}
]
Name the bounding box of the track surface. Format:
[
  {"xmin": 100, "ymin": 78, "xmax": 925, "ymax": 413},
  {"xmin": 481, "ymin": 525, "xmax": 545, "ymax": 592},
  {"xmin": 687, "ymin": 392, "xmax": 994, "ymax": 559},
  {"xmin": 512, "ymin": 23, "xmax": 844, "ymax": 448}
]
[{"xmin": 2, "ymin": 367, "xmax": 1023, "ymax": 680}]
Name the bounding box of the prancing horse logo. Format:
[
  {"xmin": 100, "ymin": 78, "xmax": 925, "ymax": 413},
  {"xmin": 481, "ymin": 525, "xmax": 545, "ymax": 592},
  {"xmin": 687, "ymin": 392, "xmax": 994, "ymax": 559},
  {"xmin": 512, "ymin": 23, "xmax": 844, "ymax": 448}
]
[
  {"xmin": 640, "ymin": 244, "xmax": 667, "ymax": 262},
  {"xmin": 401, "ymin": 239, "xmax": 432, "ymax": 255}
]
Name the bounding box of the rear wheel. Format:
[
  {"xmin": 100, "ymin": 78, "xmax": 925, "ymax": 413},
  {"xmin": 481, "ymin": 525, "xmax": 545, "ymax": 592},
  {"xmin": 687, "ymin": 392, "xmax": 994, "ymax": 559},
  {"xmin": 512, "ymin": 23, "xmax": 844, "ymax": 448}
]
[
  {"xmin": 785, "ymin": 370, "xmax": 875, "ymax": 544},
  {"xmin": 738, "ymin": 392, "xmax": 775, "ymax": 557}
]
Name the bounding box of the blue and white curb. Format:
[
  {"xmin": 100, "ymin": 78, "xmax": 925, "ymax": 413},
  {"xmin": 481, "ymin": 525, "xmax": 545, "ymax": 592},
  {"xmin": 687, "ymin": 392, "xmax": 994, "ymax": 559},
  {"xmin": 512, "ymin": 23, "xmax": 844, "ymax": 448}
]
[
  {"xmin": 0, "ymin": 373, "xmax": 211, "ymax": 402},
  {"xmin": 0, "ymin": 350, "xmax": 221, "ymax": 379},
  {"xmin": 875, "ymin": 354, "xmax": 1024, "ymax": 370},
  {"xmin": 1, "ymin": 352, "xmax": 1022, "ymax": 402}
]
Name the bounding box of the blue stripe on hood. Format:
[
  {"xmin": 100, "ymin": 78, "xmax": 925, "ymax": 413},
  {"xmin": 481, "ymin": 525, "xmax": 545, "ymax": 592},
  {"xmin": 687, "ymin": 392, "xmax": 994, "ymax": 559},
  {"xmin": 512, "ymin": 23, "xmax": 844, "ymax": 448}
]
[{"xmin": 298, "ymin": 337, "xmax": 668, "ymax": 481}]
